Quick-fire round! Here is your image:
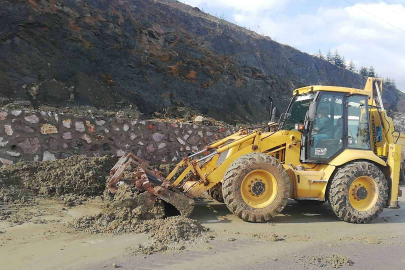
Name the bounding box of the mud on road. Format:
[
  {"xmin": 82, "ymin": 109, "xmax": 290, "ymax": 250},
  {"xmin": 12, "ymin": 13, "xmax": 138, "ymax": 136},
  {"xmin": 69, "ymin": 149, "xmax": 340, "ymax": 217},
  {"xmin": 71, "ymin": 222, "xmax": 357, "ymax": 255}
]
[
  {"xmin": 1, "ymin": 156, "xmax": 210, "ymax": 266},
  {"xmin": 1, "ymin": 191, "xmax": 405, "ymax": 270},
  {"xmin": 0, "ymin": 156, "xmax": 404, "ymax": 270}
]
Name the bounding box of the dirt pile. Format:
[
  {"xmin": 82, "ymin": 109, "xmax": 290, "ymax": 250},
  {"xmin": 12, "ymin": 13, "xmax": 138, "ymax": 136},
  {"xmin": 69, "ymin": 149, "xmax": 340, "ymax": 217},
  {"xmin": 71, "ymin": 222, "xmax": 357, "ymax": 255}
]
[
  {"xmin": 0, "ymin": 155, "xmax": 117, "ymax": 196},
  {"xmin": 67, "ymin": 184, "xmax": 165, "ymax": 234},
  {"xmin": 133, "ymin": 216, "xmax": 207, "ymax": 254},
  {"xmin": 68, "ymin": 184, "xmax": 206, "ymax": 254},
  {"xmin": 298, "ymin": 254, "xmax": 354, "ymax": 268},
  {"xmin": 0, "ymin": 185, "xmax": 36, "ymax": 204},
  {"xmin": 148, "ymin": 216, "xmax": 206, "ymax": 246},
  {"xmin": 1, "ymin": 180, "xmax": 38, "ymax": 224},
  {"xmin": 0, "ymin": 155, "xmax": 117, "ymax": 225}
]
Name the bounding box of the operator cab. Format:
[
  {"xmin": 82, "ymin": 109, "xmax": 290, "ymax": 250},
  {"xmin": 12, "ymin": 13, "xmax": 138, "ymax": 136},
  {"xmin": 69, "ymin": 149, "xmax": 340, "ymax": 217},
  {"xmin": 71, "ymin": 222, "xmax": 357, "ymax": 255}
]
[{"xmin": 281, "ymin": 89, "xmax": 371, "ymax": 163}]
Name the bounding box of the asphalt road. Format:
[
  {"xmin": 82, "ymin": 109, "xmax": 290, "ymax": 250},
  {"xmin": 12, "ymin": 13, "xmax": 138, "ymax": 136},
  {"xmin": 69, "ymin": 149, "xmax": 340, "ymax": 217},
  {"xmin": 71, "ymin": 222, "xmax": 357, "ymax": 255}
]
[{"xmin": 79, "ymin": 193, "xmax": 405, "ymax": 270}]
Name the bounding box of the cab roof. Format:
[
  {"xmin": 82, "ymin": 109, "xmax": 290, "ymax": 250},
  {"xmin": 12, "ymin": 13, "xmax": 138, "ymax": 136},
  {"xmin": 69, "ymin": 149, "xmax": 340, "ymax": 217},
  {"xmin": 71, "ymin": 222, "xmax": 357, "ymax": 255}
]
[{"xmin": 293, "ymin": 85, "xmax": 370, "ymax": 96}]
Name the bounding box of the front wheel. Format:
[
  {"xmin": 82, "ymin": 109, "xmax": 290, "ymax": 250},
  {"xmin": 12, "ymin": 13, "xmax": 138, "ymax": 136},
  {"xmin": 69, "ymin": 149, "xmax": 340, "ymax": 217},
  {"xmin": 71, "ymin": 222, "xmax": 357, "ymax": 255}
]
[
  {"xmin": 222, "ymin": 153, "xmax": 290, "ymax": 222},
  {"xmin": 328, "ymin": 162, "xmax": 388, "ymax": 224}
]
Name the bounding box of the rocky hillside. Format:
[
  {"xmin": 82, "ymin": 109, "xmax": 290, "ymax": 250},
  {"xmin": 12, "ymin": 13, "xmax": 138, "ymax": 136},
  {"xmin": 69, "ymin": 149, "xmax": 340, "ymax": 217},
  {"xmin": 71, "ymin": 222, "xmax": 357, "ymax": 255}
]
[{"xmin": 0, "ymin": 0, "xmax": 403, "ymax": 124}]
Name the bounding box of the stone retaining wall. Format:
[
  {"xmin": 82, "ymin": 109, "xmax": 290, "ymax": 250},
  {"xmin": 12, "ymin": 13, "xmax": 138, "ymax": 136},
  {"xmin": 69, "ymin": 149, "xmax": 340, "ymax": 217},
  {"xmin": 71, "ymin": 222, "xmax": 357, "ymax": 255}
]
[{"xmin": 0, "ymin": 109, "xmax": 236, "ymax": 165}]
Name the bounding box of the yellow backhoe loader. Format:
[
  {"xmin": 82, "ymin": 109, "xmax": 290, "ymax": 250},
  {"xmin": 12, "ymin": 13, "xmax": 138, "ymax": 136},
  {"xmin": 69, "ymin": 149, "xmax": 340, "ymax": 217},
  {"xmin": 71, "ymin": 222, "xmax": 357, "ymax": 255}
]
[{"xmin": 109, "ymin": 77, "xmax": 404, "ymax": 224}]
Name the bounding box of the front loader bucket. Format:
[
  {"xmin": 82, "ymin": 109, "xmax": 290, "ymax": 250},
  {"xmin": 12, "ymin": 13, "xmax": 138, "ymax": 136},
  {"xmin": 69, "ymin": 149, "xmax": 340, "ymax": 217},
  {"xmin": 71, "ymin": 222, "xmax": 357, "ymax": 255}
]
[{"xmin": 108, "ymin": 153, "xmax": 195, "ymax": 217}]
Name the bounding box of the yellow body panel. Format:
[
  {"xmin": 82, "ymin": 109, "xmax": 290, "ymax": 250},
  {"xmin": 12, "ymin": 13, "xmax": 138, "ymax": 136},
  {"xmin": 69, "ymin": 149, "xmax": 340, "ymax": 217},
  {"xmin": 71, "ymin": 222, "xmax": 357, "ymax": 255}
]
[
  {"xmin": 388, "ymin": 144, "xmax": 401, "ymax": 207},
  {"xmin": 293, "ymin": 85, "xmax": 369, "ymax": 96},
  {"xmin": 394, "ymin": 133, "xmax": 405, "ymax": 162},
  {"xmin": 294, "ymin": 170, "xmax": 326, "ymax": 199},
  {"xmin": 329, "ymin": 149, "xmax": 386, "ymax": 167}
]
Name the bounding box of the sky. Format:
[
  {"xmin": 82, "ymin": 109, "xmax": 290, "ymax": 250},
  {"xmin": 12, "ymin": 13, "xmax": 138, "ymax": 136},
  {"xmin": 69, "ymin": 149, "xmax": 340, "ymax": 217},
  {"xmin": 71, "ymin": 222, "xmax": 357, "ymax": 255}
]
[{"xmin": 182, "ymin": 0, "xmax": 405, "ymax": 91}]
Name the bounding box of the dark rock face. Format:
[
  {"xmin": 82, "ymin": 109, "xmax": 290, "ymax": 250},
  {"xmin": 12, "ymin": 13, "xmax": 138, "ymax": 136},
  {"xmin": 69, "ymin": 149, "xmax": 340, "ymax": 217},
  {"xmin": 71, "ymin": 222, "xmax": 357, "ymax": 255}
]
[{"xmin": 0, "ymin": 0, "xmax": 401, "ymax": 124}]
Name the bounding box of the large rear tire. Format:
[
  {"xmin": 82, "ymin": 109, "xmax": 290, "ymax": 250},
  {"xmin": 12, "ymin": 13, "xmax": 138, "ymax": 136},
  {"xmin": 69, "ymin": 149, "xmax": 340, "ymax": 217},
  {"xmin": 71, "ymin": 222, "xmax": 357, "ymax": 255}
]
[
  {"xmin": 328, "ymin": 162, "xmax": 388, "ymax": 224},
  {"xmin": 222, "ymin": 153, "xmax": 290, "ymax": 222}
]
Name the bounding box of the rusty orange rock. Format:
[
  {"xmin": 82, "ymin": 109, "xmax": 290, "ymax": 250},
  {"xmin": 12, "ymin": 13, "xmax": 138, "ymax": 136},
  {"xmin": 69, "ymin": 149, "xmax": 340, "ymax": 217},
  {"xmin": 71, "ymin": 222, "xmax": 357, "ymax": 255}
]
[
  {"xmin": 63, "ymin": 119, "xmax": 72, "ymax": 128},
  {"xmin": 86, "ymin": 121, "xmax": 96, "ymax": 133},
  {"xmin": 41, "ymin": 124, "xmax": 58, "ymax": 134},
  {"xmin": 186, "ymin": 70, "xmax": 197, "ymax": 80},
  {"xmin": 235, "ymin": 77, "xmax": 244, "ymax": 87}
]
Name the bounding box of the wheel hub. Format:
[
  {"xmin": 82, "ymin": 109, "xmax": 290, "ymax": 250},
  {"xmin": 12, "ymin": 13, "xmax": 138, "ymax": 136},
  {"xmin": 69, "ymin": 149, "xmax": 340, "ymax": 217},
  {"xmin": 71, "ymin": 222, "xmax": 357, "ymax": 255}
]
[
  {"xmin": 251, "ymin": 181, "xmax": 266, "ymax": 196},
  {"xmin": 241, "ymin": 170, "xmax": 278, "ymax": 209},
  {"xmin": 351, "ymin": 184, "xmax": 368, "ymax": 201},
  {"xmin": 349, "ymin": 176, "xmax": 378, "ymax": 212},
  {"xmin": 356, "ymin": 186, "xmax": 368, "ymax": 200}
]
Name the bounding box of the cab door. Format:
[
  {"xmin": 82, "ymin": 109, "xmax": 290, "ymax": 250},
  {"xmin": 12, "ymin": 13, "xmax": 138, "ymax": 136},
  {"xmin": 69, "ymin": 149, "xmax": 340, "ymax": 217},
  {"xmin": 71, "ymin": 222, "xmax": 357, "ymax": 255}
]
[
  {"xmin": 346, "ymin": 95, "xmax": 371, "ymax": 150},
  {"xmin": 303, "ymin": 92, "xmax": 345, "ymax": 162}
]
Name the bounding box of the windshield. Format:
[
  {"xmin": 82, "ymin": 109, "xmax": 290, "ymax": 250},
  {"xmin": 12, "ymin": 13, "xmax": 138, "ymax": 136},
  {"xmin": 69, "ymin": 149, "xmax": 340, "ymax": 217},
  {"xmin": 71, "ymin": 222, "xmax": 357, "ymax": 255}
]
[{"xmin": 281, "ymin": 94, "xmax": 315, "ymax": 130}]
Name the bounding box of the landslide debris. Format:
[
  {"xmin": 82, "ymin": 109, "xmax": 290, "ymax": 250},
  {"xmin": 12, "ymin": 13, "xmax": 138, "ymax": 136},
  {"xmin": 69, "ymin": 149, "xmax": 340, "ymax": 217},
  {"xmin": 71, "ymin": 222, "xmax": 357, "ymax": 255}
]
[
  {"xmin": 152, "ymin": 106, "xmax": 227, "ymax": 126},
  {"xmin": 68, "ymin": 184, "xmax": 207, "ymax": 254},
  {"xmin": 298, "ymin": 254, "xmax": 354, "ymax": 268},
  {"xmin": 132, "ymin": 216, "xmax": 207, "ymax": 254},
  {"xmin": 68, "ymin": 184, "xmax": 166, "ymax": 234},
  {"xmin": 0, "ymin": 155, "xmax": 117, "ymax": 196},
  {"xmin": 0, "ymin": 155, "xmax": 117, "ymax": 224},
  {"xmin": 0, "ymin": 155, "xmax": 207, "ymax": 253}
]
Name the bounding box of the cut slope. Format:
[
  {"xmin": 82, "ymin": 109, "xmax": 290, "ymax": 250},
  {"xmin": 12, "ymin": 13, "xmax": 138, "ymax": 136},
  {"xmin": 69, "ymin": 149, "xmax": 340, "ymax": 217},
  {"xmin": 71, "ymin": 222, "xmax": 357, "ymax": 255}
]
[{"xmin": 0, "ymin": 0, "xmax": 401, "ymax": 123}]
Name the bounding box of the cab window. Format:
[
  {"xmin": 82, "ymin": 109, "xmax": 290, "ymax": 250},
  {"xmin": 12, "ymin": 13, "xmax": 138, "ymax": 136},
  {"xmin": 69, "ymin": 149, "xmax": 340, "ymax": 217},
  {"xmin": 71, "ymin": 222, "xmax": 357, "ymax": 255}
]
[
  {"xmin": 309, "ymin": 93, "xmax": 344, "ymax": 160},
  {"xmin": 347, "ymin": 95, "xmax": 370, "ymax": 149},
  {"xmin": 282, "ymin": 94, "xmax": 314, "ymax": 130}
]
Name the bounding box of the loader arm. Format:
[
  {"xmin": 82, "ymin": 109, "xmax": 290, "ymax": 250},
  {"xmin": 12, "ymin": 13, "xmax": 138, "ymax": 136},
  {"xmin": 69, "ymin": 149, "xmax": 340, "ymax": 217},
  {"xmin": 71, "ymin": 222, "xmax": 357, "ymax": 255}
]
[
  {"xmin": 167, "ymin": 130, "xmax": 264, "ymax": 198},
  {"xmin": 107, "ymin": 129, "xmax": 273, "ymax": 215}
]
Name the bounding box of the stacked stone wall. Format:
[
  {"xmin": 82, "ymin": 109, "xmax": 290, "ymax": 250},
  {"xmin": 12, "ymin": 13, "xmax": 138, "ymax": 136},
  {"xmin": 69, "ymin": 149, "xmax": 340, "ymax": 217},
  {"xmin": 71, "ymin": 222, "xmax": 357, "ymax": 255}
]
[{"xmin": 0, "ymin": 109, "xmax": 235, "ymax": 165}]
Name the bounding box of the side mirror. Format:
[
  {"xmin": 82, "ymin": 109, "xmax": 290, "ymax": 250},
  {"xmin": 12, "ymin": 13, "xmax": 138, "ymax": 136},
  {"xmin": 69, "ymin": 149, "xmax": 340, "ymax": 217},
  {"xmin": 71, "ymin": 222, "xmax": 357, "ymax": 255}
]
[{"xmin": 308, "ymin": 102, "xmax": 317, "ymax": 122}]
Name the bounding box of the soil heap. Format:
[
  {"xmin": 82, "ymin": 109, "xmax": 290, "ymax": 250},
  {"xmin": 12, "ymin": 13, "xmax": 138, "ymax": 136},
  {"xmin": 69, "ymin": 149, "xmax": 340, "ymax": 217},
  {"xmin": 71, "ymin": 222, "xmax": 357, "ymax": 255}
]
[
  {"xmin": 68, "ymin": 184, "xmax": 207, "ymax": 253},
  {"xmin": 0, "ymin": 155, "xmax": 117, "ymax": 198},
  {"xmin": 0, "ymin": 155, "xmax": 117, "ymax": 224}
]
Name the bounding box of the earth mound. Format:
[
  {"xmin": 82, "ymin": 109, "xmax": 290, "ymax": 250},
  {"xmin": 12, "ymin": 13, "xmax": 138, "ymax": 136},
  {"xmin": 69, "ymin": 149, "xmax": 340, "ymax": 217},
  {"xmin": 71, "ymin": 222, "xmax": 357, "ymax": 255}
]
[
  {"xmin": 68, "ymin": 184, "xmax": 206, "ymax": 254},
  {"xmin": 0, "ymin": 155, "xmax": 117, "ymax": 197}
]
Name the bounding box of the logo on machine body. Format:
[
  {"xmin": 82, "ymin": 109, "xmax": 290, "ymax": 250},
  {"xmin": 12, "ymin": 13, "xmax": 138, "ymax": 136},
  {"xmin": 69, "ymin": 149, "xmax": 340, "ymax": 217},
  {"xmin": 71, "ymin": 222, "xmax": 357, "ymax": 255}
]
[{"xmin": 371, "ymin": 115, "xmax": 377, "ymax": 155}]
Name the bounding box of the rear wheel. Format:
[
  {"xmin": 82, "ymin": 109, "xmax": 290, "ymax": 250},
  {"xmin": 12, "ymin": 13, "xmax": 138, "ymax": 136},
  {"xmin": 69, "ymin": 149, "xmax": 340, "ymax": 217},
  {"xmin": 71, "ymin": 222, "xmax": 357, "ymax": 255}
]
[
  {"xmin": 328, "ymin": 162, "xmax": 388, "ymax": 224},
  {"xmin": 222, "ymin": 153, "xmax": 290, "ymax": 222}
]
